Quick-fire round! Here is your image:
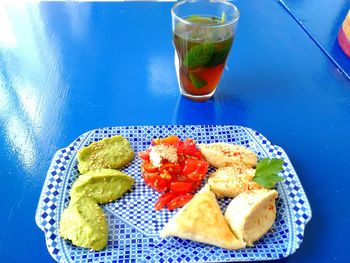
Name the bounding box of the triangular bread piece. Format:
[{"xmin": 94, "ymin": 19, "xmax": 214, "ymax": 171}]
[{"xmin": 160, "ymin": 185, "xmax": 246, "ymax": 250}]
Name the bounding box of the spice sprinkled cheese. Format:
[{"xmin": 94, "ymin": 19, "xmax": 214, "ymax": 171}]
[
  {"xmin": 198, "ymin": 143, "xmax": 257, "ymax": 168},
  {"xmin": 149, "ymin": 144, "xmax": 178, "ymax": 167},
  {"xmin": 208, "ymin": 166, "xmax": 262, "ymax": 198}
]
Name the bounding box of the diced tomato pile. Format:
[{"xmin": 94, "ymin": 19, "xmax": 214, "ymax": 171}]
[{"xmin": 138, "ymin": 135, "xmax": 209, "ymax": 211}]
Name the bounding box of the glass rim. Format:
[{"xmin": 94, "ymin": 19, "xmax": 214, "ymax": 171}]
[{"xmin": 171, "ymin": 0, "xmax": 240, "ymax": 28}]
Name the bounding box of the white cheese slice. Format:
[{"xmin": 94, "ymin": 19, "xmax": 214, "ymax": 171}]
[
  {"xmin": 149, "ymin": 144, "xmax": 178, "ymax": 167},
  {"xmin": 198, "ymin": 143, "xmax": 258, "ymax": 168}
]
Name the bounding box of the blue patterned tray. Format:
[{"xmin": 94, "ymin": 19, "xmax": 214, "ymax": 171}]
[{"xmin": 35, "ymin": 125, "xmax": 311, "ymax": 262}]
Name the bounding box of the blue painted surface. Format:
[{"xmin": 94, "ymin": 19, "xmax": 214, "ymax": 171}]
[
  {"xmin": 281, "ymin": 0, "xmax": 350, "ymax": 77},
  {"xmin": 0, "ymin": 0, "xmax": 349, "ymax": 262}
]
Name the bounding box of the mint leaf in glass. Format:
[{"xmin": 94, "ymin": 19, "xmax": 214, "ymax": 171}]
[
  {"xmin": 206, "ymin": 43, "xmax": 232, "ymax": 67},
  {"xmin": 189, "ymin": 73, "xmax": 207, "ymax": 89},
  {"xmin": 183, "ymin": 43, "xmax": 214, "ymax": 69}
]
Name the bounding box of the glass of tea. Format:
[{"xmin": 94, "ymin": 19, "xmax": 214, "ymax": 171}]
[{"xmin": 171, "ymin": 0, "xmax": 240, "ymax": 101}]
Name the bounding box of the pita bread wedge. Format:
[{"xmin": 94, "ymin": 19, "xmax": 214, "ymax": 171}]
[
  {"xmin": 198, "ymin": 143, "xmax": 257, "ymax": 168},
  {"xmin": 224, "ymin": 189, "xmax": 278, "ymax": 246},
  {"xmin": 208, "ymin": 166, "xmax": 262, "ymax": 198},
  {"xmin": 160, "ymin": 185, "xmax": 246, "ymax": 250}
]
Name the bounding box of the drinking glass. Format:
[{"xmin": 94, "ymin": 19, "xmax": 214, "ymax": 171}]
[{"xmin": 172, "ymin": 0, "xmax": 240, "ymax": 101}]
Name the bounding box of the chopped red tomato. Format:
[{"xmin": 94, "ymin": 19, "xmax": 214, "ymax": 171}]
[
  {"xmin": 191, "ymin": 181, "xmax": 202, "ymax": 192},
  {"xmin": 138, "ymin": 149, "xmax": 151, "ymax": 161},
  {"xmin": 162, "ymin": 135, "xmax": 180, "ymax": 145},
  {"xmin": 182, "ymin": 138, "xmax": 199, "ymax": 156},
  {"xmin": 159, "ymin": 169, "xmax": 172, "ymax": 180},
  {"xmin": 139, "ymin": 135, "xmax": 208, "ymax": 211},
  {"xmin": 143, "ymin": 172, "xmax": 170, "ymax": 193},
  {"xmin": 196, "ymin": 160, "xmax": 209, "ymax": 174},
  {"xmin": 167, "ymin": 194, "xmax": 194, "ymax": 211},
  {"xmin": 186, "ymin": 172, "xmax": 202, "ymax": 181},
  {"xmin": 152, "ymin": 135, "xmax": 180, "ymax": 146},
  {"xmin": 170, "ymin": 182, "xmax": 195, "ymax": 194},
  {"xmin": 181, "ymin": 159, "xmax": 208, "ymax": 181},
  {"xmin": 192, "ymin": 149, "xmax": 204, "ymax": 159},
  {"xmin": 175, "ymin": 140, "xmax": 184, "ymax": 155},
  {"xmin": 141, "ymin": 161, "xmax": 158, "ymax": 173},
  {"xmin": 159, "ymin": 162, "xmax": 180, "ymax": 175},
  {"xmin": 154, "ymin": 192, "xmax": 177, "ymax": 210},
  {"xmin": 181, "ymin": 159, "xmax": 198, "ymax": 176}
]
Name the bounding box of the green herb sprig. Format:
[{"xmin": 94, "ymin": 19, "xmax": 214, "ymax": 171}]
[
  {"xmin": 189, "ymin": 73, "xmax": 207, "ymax": 89},
  {"xmin": 183, "ymin": 43, "xmax": 214, "ymax": 69},
  {"xmin": 253, "ymin": 158, "xmax": 285, "ymax": 188}
]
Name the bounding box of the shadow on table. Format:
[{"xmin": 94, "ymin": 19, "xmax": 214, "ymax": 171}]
[{"xmin": 171, "ymin": 93, "xmax": 248, "ymax": 126}]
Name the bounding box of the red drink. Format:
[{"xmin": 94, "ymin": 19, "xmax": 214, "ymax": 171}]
[{"xmin": 173, "ymin": 16, "xmax": 234, "ymax": 101}]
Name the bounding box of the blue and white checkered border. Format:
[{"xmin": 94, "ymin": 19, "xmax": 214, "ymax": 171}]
[{"xmin": 35, "ymin": 125, "xmax": 312, "ymax": 262}]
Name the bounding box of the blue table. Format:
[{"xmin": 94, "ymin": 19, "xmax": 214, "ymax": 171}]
[
  {"xmin": 0, "ymin": 1, "xmax": 349, "ymax": 262},
  {"xmin": 282, "ymin": 0, "xmax": 350, "ymax": 77}
]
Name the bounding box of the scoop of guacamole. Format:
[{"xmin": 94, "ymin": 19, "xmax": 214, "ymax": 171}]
[
  {"xmin": 59, "ymin": 196, "xmax": 108, "ymax": 251},
  {"xmin": 77, "ymin": 135, "xmax": 134, "ymax": 174},
  {"xmin": 70, "ymin": 169, "xmax": 134, "ymax": 204}
]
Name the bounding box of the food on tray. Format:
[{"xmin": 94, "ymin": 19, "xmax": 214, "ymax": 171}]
[
  {"xmin": 77, "ymin": 135, "xmax": 134, "ymax": 174},
  {"xmin": 149, "ymin": 144, "xmax": 179, "ymax": 167},
  {"xmin": 59, "ymin": 136, "xmax": 135, "ymax": 251},
  {"xmin": 224, "ymin": 189, "xmax": 278, "ymax": 246},
  {"xmin": 59, "ymin": 196, "xmax": 108, "ymax": 251},
  {"xmin": 158, "ymin": 138, "xmax": 285, "ymax": 249},
  {"xmin": 198, "ymin": 143, "xmax": 257, "ymax": 168},
  {"xmin": 138, "ymin": 135, "xmax": 209, "ymax": 210},
  {"xmin": 208, "ymin": 157, "xmax": 285, "ymax": 197},
  {"xmin": 208, "ymin": 166, "xmax": 262, "ymax": 198},
  {"xmin": 160, "ymin": 185, "xmax": 246, "ymax": 250},
  {"xmin": 70, "ymin": 169, "xmax": 134, "ymax": 204}
]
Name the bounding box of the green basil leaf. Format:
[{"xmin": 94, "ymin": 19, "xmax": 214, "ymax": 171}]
[
  {"xmin": 253, "ymin": 158, "xmax": 285, "ymax": 189},
  {"xmin": 183, "ymin": 43, "xmax": 215, "ymax": 69},
  {"xmin": 189, "ymin": 73, "xmax": 207, "ymax": 89},
  {"xmin": 206, "ymin": 43, "xmax": 231, "ymax": 67},
  {"xmin": 255, "ymin": 158, "xmax": 284, "ymax": 178},
  {"xmin": 252, "ymin": 176, "xmax": 275, "ymax": 189},
  {"xmin": 253, "ymin": 174, "xmax": 285, "ymax": 189}
]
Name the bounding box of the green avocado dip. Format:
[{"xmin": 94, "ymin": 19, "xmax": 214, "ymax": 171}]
[
  {"xmin": 60, "ymin": 135, "xmax": 135, "ymax": 251},
  {"xmin": 59, "ymin": 196, "xmax": 108, "ymax": 251},
  {"xmin": 70, "ymin": 169, "xmax": 134, "ymax": 204},
  {"xmin": 77, "ymin": 135, "xmax": 134, "ymax": 174}
]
